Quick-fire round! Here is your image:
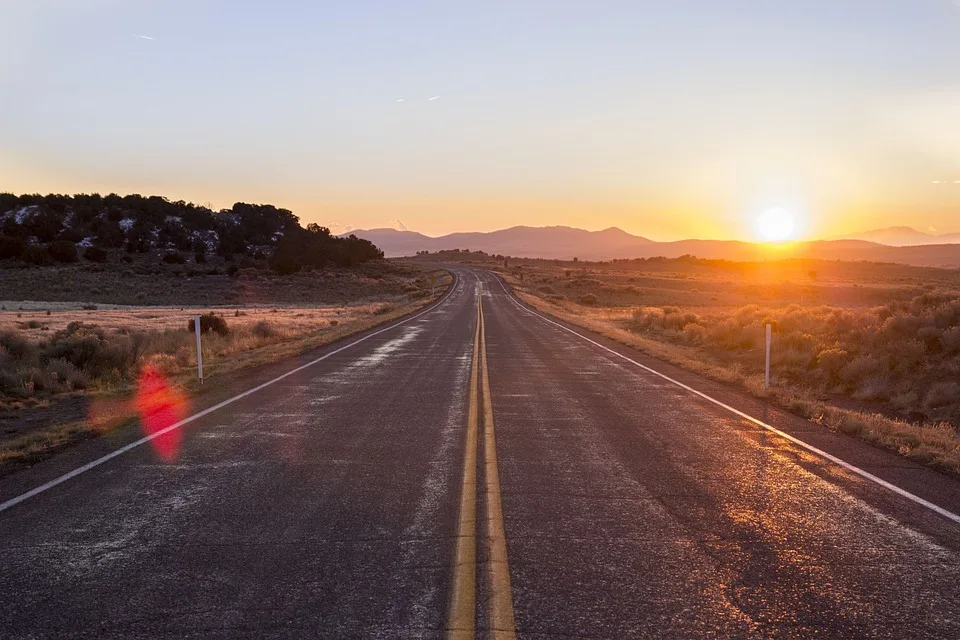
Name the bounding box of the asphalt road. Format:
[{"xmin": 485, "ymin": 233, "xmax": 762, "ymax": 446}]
[{"xmin": 2, "ymin": 266, "xmax": 960, "ymax": 638}]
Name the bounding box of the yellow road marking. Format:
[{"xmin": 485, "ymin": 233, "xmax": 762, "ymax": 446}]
[
  {"xmin": 447, "ymin": 294, "xmax": 517, "ymax": 639},
  {"xmin": 446, "ymin": 299, "xmax": 481, "ymax": 640},
  {"xmin": 479, "ymin": 299, "xmax": 518, "ymax": 639}
]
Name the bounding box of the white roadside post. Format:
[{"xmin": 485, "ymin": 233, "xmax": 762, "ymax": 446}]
[
  {"xmin": 194, "ymin": 315, "xmax": 204, "ymax": 384},
  {"xmin": 764, "ymin": 323, "xmax": 772, "ymax": 392}
]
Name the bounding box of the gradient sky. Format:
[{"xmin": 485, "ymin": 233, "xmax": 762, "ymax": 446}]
[{"xmin": 2, "ymin": 0, "xmax": 960, "ymax": 240}]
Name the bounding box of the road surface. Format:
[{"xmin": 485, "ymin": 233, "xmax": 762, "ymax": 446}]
[{"xmin": 2, "ymin": 266, "xmax": 960, "ymax": 639}]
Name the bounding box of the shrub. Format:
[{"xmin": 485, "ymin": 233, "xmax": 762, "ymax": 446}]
[
  {"xmin": 840, "ymin": 355, "xmax": 887, "ymax": 386},
  {"xmin": 663, "ymin": 311, "xmax": 699, "ymax": 331},
  {"xmin": 162, "ymin": 252, "xmax": 186, "ymax": 264},
  {"xmin": 373, "ymin": 303, "xmax": 396, "ymax": 315},
  {"xmin": 0, "ymin": 368, "xmax": 25, "ymax": 397},
  {"xmin": 114, "ymin": 331, "xmax": 150, "ymax": 373},
  {"xmin": 538, "ymin": 285, "xmax": 555, "ymax": 295},
  {"xmin": 22, "ymin": 245, "xmax": 53, "ymax": 266},
  {"xmin": 774, "ymin": 346, "xmax": 815, "ymax": 369},
  {"xmin": 882, "ymin": 314, "xmax": 921, "ymax": 339},
  {"xmin": 942, "ymin": 326, "xmax": 960, "ymax": 355},
  {"xmin": 48, "ymin": 240, "xmax": 78, "ymax": 263},
  {"xmin": 888, "ymin": 339, "xmax": 926, "ymax": 374},
  {"xmin": 733, "ymin": 305, "xmax": 761, "ymax": 326},
  {"xmin": 194, "ymin": 252, "xmax": 207, "ymax": 264},
  {"xmin": 187, "ymin": 313, "xmax": 229, "ymax": 336},
  {"xmin": 924, "ymin": 382, "xmax": 960, "ymax": 412},
  {"xmin": 83, "ymin": 246, "xmax": 108, "ymax": 262},
  {"xmin": 270, "ymin": 256, "xmax": 301, "ymax": 275},
  {"xmin": 682, "ymin": 323, "xmax": 707, "ymax": 344},
  {"xmin": 252, "ymin": 320, "xmax": 277, "ymax": 338},
  {"xmin": 46, "ymin": 358, "xmax": 89, "ymax": 390},
  {"xmin": 0, "ymin": 235, "xmax": 26, "ymax": 259},
  {"xmin": 853, "ymin": 376, "xmax": 892, "ymax": 401},
  {"xmin": 43, "ymin": 322, "xmax": 107, "ymax": 372},
  {"xmin": 0, "ymin": 330, "xmax": 38, "ymax": 361},
  {"xmin": 579, "ymin": 293, "xmax": 598, "ymax": 305},
  {"xmin": 227, "ymin": 264, "xmax": 240, "ymax": 277},
  {"xmin": 816, "ymin": 348, "xmax": 848, "ymax": 381},
  {"xmin": 633, "ymin": 307, "xmax": 664, "ymax": 330},
  {"xmin": 19, "ymin": 366, "xmax": 57, "ymax": 393}
]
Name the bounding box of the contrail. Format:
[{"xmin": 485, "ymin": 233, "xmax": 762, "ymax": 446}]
[
  {"xmin": 396, "ymin": 98, "xmax": 406, "ymax": 103},
  {"xmin": 135, "ymin": 34, "xmax": 156, "ymax": 40},
  {"xmin": 428, "ymin": 95, "xmax": 440, "ymax": 101}
]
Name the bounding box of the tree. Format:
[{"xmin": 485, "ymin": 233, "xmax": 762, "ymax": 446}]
[
  {"xmin": 23, "ymin": 245, "xmax": 53, "ymax": 265},
  {"xmin": 83, "ymin": 246, "xmax": 108, "ymax": 262},
  {"xmin": 0, "ymin": 235, "xmax": 26, "ymax": 260},
  {"xmin": 48, "ymin": 240, "xmax": 78, "ymax": 263}
]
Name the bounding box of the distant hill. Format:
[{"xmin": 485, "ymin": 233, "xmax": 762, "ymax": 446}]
[
  {"xmin": 0, "ymin": 193, "xmax": 383, "ymax": 271},
  {"xmin": 349, "ymin": 226, "xmax": 654, "ymax": 260},
  {"xmin": 347, "ymin": 225, "xmax": 960, "ymax": 268},
  {"xmin": 833, "ymin": 226, "xmax": 960, "ymax": 247}
]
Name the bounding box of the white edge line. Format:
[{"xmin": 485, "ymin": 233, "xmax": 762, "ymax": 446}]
[
  {"xmin": 489, "ymin": 272, "xmax": 960, "ymax": 526},
  {"xmin": 0, "ymin": 272, "xmax": 461, "ymax": 514}
]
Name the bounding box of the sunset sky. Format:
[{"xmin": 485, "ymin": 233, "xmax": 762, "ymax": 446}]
[{"xmin": 2, "ymin": 0, "xmax": 960, "ymax": 241}]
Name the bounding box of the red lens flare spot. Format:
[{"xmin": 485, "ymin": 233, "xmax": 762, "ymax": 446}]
[{"xmin": 134, "ymin": 365, "xmax": 189, "ymax": 461}]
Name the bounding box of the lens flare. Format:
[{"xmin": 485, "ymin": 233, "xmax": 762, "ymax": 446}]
[{"xmin": 134, "ymin": 365, "xmax": 189, "ymax": 461}]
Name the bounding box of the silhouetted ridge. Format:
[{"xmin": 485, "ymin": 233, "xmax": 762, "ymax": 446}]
[{"xmin": 0, "ymin": 193, "xmax": 383, "ymax": 270}]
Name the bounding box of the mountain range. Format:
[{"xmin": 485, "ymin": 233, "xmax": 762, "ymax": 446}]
[
  {"xmin": 346, "ymin": 225, "xmax": 960, "ymax": 269},
  {"xmin": 833, "ymin": 226, "xmax": 960, "ymax": 246}
]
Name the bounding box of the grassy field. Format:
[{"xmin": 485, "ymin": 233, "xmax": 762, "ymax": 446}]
[
  {"xmin": 427, "ymin": 251, "xmax": 960, "ymax": 474},
  {"xmin": 0, "ymin": 263, "xmax": 451, "ymax": 473},
  {"xmin": 0, "ymin": 253, "xmax": 422, "ymax": 307}
]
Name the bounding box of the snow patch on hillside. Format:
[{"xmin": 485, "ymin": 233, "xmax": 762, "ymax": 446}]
[{"xmin": 13, "ymin": 206, "xmax": 38, "ymax": 224}]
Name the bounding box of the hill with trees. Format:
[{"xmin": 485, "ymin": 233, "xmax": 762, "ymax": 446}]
[{"xmin": 0, "ymin": 193, "xmax": 382, "ymax": 272}]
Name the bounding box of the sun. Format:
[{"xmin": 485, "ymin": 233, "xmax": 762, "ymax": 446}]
[{"xmin": 755, "ymin": 207, "xmax": 796, "ymax": 242}]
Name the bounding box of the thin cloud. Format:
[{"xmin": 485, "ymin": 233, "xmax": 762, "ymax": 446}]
[
  {"xmin": 427, "ymin": 95, "xmax": 440, "ymax": 101},
  {"xmin": 396, "ymin": 98, "xmax": 406, "ymax": 103},
  {"xmin": 135, "ymin": 34, "xmax": 156, "ymax": 40}
]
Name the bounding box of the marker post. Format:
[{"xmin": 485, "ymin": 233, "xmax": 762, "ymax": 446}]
[
  {"xmin": 194, "ymin": 315, "xmax": 204, "ymax": 384},
  {"xmin": 764, "ymin": 323, "xmax": 772, "ymax": 391}
]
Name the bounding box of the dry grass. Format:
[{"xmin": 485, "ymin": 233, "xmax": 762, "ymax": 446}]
[
  {"xmin": 480, "ymin": 259, "xmax": 960, "ymax": 476},
  {"xmin": 0, "ymin": 257, "xmax": 430, "ymax": 307},
  {"xmin": 0, "ymin": 267, "xmax": 453, "ymax": 470},
  {"xmin": 1, "ymin": 304, "xmax": 393, "ymax": 344}
]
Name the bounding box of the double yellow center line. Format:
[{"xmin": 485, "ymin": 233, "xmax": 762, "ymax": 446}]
[{"xmin": 447, "ymin": 295, "xmax": 517, "ymax": 639}]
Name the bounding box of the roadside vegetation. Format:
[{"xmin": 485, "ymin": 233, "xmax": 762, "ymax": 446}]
[
  {"xmin": 427, "ymin": 250, "xmax": 960, "ymax": 474},
  {"xmin": 0, "ymin": 267, "xmax": 451, "ymax": 473}
]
